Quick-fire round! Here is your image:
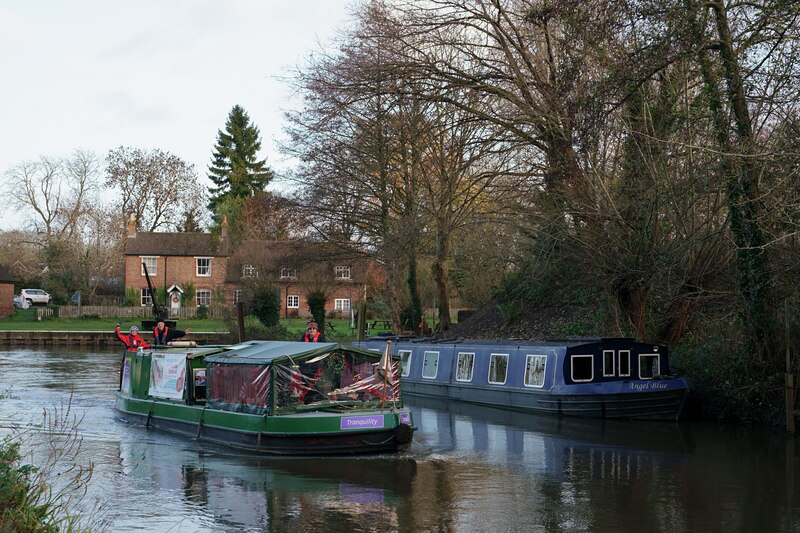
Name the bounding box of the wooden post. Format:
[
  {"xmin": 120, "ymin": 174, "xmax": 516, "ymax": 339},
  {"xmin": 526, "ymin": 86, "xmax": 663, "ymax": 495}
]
[
  {"xmin": 786, "ymin": 299, "xmax": 795, "ymax": 435},
  {"xmin": 237, "ymin": 302, "xmax": 245, "ymax": 343},
  {"xmin": 357, "ymin": 301, "xmax": 367, "ymax": 342}
]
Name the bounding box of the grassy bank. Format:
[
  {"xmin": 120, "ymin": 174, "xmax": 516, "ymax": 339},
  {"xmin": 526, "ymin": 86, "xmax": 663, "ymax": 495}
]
[{"xmin": 0, "ymin": 309, "xmax": 392, "ymax": 341}]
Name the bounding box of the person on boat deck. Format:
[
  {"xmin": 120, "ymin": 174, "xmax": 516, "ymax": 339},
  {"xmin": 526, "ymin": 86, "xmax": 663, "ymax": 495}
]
[
  {"xmin": 152, "ymin": 320, "xmax": 191, "ymax": 345},
  {"xmin": 299, "ymin": 322, "xmax": 326, "ymax": 342},
  {"xmin": 115, "ymin": 324, "xmax": 150, "ymax": 351}
]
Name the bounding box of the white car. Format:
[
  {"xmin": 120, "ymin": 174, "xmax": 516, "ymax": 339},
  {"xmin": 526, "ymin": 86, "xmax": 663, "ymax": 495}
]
[{"xmin": 20, "ymin": 289, "xmax": 51, "ymax": 306}]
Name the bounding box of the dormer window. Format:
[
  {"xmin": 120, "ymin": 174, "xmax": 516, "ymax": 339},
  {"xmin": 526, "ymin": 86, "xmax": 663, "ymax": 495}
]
[
  {"xmin": 334, "ymin": 265, "xmax": 351, "ymax": 280},
  {"xmin": 280, "ymin": 267, "xmax": 297, "ymax": 279},
  {"xmin": 242, "ymin": 264, "xmax": 258, "ymax": 278}
]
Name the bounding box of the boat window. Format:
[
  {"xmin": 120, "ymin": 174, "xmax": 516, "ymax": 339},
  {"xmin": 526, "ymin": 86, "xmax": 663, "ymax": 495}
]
[
  {"xmin": 456, "ymin": 352, "xmax": 474, "ymax": 382},
  {"xmin": 571, "ymin": 354, "xmax": 593, "ymax": 382},
  {"xmin": 422, "ymin": 351, "xmax": 439, "ymax": 379},
  {"xmin": 639, "ymin": 354, "xmax": 660, "ymax": 379},
  {"xmin": 488, "ymin": 353, "xmax": 508, "ymax": 384},
  {"xmin": 399, "ymin": 350, "xmax": 412, "ymax": 377},
  {"xmin": 603, "ymin": 350, "xmax": 615, "ymax": 377},
  {"xmin": 618, "ymin": 350, "xmax": 631, "ymax": 376},
  {"xmin": 193, "ymin": 368, "xmax": 206, "ymax": 401},
  {"xmin": 524, "ymin": 355, "xmax": 546, "ymax": 387}
]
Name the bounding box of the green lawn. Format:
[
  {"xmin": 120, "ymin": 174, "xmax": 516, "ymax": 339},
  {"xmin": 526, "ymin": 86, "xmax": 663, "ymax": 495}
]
[{"xmin": 0, "ymin": 309, "xmax": 392, "ymax": 340}]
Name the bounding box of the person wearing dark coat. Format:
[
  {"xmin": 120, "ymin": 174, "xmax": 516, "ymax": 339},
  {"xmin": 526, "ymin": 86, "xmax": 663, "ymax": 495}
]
[
  {"xmin": 298, "ymin": 322, "xmax": 326, "ymax": 342},
  {"xmin": 152, "ymin": 321, "xmax": 191, "ymax": 345}
]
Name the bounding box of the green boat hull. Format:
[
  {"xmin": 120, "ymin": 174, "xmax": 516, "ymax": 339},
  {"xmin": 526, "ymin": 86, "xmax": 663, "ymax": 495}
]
[{"xmin": 115, "ymin": 392, "xmax": 414, "ymax": 455}]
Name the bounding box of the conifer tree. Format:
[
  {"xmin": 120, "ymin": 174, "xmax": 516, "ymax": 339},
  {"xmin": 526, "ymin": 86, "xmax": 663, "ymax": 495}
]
[{"xmin": 207, "ymin": 105, "xmax": 274, "ymax": 216}]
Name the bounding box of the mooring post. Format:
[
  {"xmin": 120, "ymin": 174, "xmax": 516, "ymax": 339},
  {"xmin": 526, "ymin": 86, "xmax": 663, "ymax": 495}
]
[{"xmin": 785, "ymin": 299, "xmax": 795, "ymax": 435}]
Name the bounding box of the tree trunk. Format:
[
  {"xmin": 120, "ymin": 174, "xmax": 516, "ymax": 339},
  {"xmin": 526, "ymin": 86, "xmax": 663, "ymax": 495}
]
[
  {"xmin": 433, "ymin": 230, "xmax": 452, "ymax": 332},
  {"xmin": 706, "ymin": 0, "xmax": 773, "ymax": 356}
]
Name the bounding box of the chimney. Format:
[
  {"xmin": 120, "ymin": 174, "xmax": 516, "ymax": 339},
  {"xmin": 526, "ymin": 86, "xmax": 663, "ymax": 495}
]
[
  {"xmin": 127, "ymin": 213, "xmax": 136, "ymax": 236},
  {"xmin": 221, "ymin": 215, "xmax": 228, "ymax": 238}
]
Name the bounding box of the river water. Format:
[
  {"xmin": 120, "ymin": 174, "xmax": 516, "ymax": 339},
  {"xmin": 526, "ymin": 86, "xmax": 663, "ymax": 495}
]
[{"xmin": 0, "ymin": 347, "xmax": 797, "ymax": 533}]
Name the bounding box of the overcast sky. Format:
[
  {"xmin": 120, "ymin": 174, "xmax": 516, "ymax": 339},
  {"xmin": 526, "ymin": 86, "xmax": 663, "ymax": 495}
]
[{"xmin": 0, "ymin": 0, "xmax": 354, "ymax": 229}]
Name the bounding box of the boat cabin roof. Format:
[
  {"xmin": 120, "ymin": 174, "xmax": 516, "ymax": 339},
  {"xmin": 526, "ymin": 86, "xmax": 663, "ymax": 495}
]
[{"xmin": 204, "ymin": 340, "xmax": 383, "ymax": 366}]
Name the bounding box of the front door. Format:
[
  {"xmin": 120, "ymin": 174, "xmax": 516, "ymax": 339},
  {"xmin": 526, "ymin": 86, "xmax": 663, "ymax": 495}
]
[{"xmin": 169, "ymin": 291, "xmax": 182, "ymax": 310}]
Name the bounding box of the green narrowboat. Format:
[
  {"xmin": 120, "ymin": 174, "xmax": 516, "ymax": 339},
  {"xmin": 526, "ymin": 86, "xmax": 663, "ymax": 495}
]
[{"xmin": 115, "ymin": 340, "xmax": 415, "ymax": 455}]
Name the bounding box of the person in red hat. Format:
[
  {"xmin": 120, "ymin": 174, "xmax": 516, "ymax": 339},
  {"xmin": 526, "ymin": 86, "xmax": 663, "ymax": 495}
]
[{"xmin": 298, "ymin": 321, "xmax": 326, "ymax": 342}]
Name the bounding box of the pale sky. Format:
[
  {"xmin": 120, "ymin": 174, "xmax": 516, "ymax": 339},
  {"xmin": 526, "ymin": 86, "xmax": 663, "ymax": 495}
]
[{"xmin": 0, "ymin": 0, "xmax": 354, "ymax": 229}]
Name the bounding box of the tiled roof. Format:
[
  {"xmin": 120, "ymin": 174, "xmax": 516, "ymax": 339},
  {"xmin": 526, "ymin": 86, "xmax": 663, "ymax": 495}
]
[{"xmin": 125, "ymin": 232, "xmax": 228, "ymax": 257}]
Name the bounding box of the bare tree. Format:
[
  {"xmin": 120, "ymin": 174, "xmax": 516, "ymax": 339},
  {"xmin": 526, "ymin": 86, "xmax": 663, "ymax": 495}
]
[
  {"xmin": 104, "ymin": 147, "xmax": 207, "ymax": 232},
  {"xmin": 4, "ymin": 149, "xmax": 100, "ymax": 241}
]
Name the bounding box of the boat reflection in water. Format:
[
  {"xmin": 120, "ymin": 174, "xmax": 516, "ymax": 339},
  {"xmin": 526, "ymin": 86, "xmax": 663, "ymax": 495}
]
[
  {"xmin": 117, "ymin": 436, "xmax": 417, "ymax": 532},
  {"xmin": 407, "ymin": 395, "xmax": 690, "ymax": 476},
  {"xmin": 114, "ymin": 393, "xmax": 694, "ymax": 532}
]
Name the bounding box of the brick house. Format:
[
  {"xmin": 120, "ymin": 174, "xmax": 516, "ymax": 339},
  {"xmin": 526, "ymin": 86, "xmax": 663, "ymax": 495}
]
[
  {"xmin": 124, "ymin": 216, "xmax": 379, "ymax": 318},
  {"xmin": 0, "ymin": 265, "xmax": 15, "ymax": 318},
  {"xmin": 227, "ymin": 240, "xmax": 378, "ymax": 319},
  {"xmin": 124, "ymin": 215, "xmax": 229, "ymax": 311}
]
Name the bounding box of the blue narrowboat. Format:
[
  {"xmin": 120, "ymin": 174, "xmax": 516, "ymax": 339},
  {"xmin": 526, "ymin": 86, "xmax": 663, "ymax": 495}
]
[{"xmin": 354, "ymin": 337, "xmax": 689, "ymax": 420}]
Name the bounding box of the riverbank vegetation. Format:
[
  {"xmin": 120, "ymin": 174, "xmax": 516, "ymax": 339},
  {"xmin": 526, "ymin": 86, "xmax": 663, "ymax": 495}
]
[{"xmin": 0, "ymin": 397, "xmax": 105, "ymax": 532}]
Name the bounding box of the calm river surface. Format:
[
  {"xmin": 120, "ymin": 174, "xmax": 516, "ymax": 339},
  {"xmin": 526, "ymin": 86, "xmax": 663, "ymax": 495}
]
[{"xmin": 0, "ymin": 347, "xmax": 798, "ymax": 532}]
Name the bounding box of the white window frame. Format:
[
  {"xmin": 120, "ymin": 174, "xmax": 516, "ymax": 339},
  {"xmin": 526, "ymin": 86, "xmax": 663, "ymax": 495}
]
[
  {"xmin": 287, "ymin": 295, "xmax": 300, "ymax": 309},
  {"xmin": 334, "ymin": 265, "xmax": 351, "ymax": 280},
  {"xmin": 488, "ymin": 353, "xmax": 509, "ymax": 385},
  {"xmin": 456, "ymin": 352, "xmax": 475, "ymax": 382},
  {"xmin": 571, "ymin": 354, "xmax": 594, "ymax": 383},
  {"xmin": 140, "ymin": 256, "xmax": 158, "ymax": 276},
  {"xmin": 524, "ymin": 354, "xmax": 547, "ymax": 388},
  {"xmin": 242, "ymin": 264, "xmax": 258, "ymax": 278},
  {"xmin": 233, "ymin": 290, "xmax": 243, "ymax": 306},
  {"xmin": 140, "ymin": 288, "xmax": 152, "ymax": 307},
  {"xmin": 422, "ymin": 351, "xmax": 439, "ymax": 379},
  {"xmin": 334, "ymin": 298, "xmax": 351, "ymax": 311},
  {"xmin": 398, "ymin": 349, "xmax": 412, "ymax": 377},
  {"xmin": 618, "ymin": 350, "xmax": 631, "ymax": 377},
  {"xmin": 638, "ymin": 354, "xmax": 660, "ymax": 379},
  {"xmin": 603, "ymin": 349, "xmax": 616, "ymax": 377},
  {"xmin": 196, "ymin": 289, "xmax": 211, "ymax": 307},
  {"xmin": 280, "ymin": 267, "xmax": 297, "ymax": 279},
  {"xmin": 196, "ymin": 257, "xmax": 212, "ymax": 277}
]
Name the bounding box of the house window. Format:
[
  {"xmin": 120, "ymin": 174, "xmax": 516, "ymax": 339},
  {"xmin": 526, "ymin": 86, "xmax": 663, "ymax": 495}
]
[
  {"xmin": 639, "ymin": 354, "xmax": 660, "ymax": 379},
  {"xmin": 456, "ymin": 352, "xmax": 474, "ymax": 382},
  {"xmin": 618, "ymin": 350, "xmax": 631, "ymax": 376},
  {"xmin": 140, "ymin": 256, "xmax": 157, "ymax": 276},
  {"xmin": 422, "ymin": 351, "xmax": 439, "ymax": 379},
  {"xmin": 488, "ymin": 353, "xmax": 508, "ymax": 384},
  {"xmin": 280, "ymin": 267, "xmax": 297, "ymax": 279},
  {"xmin": 334, "ymin": 265, "xmax": 351, "ymax": 280},
  {"xmin": 287, "ymin": 295, "xmax": 300, "ymax": 308},
  {"xmin": 398, "ymin": 350, "xmax": 412, "ymax": 377},
  {"xmin": 197, "ymin": 289, "xmax": 211, "ymax": 307},
  {"xmin": 140, "ymin": 288, "xmax": 152, "ymax": 307},
  {"xmin": 524, "ymin": 355, "xmax": 547, "ymax": 387},
  {"xmin": 233, "ymin": 290, "xmax": 243, "ymax": 306},
  {"xmin": 242, "ymin": 264, "xmax": 258, "ymax": 278},
  {"xmin": 603, "ymin": 350, "xmax": 615, "ymax": 377},
  {"xmin": 196, "ymin": 257, "xmax": 212, "ymax": 276},
  {"xmin": 571, "ymin": 354, "xmax": 593, "ymax": 382},
  {"xmin": 334, "ymin": 298, "xmax": 351, "ymax": 311}
]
